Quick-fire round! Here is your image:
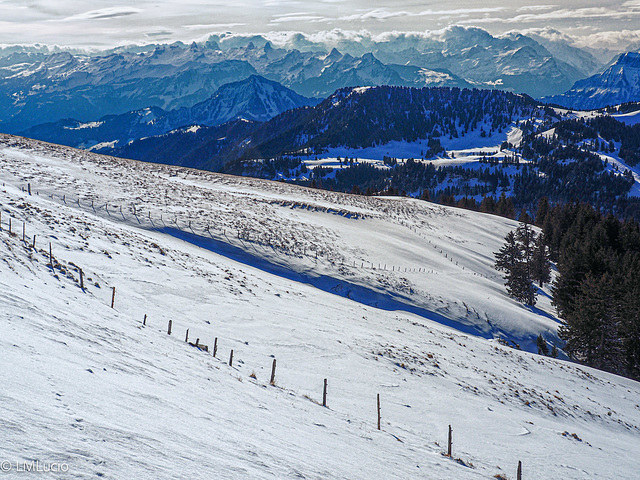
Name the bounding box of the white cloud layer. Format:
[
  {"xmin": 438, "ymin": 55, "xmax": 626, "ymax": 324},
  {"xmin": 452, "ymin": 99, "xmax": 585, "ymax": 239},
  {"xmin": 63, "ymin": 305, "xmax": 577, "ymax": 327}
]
[{"xmin": 0, "ymin": 1, "xmax": 639, "ymax": 51}]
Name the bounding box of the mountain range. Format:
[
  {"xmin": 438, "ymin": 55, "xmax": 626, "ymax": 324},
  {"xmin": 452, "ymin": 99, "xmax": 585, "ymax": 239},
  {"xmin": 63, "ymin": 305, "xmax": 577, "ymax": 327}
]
[{"xmin": 5, "ymin": 26, "xmax": 638, "ymax": 134}]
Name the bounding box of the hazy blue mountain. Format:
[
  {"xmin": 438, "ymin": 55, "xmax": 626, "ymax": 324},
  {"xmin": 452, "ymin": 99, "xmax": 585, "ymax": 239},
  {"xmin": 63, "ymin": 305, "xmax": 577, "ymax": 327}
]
[{"xmin": 20, "ymin": 75, "xmax": 318, "ymax": 150}]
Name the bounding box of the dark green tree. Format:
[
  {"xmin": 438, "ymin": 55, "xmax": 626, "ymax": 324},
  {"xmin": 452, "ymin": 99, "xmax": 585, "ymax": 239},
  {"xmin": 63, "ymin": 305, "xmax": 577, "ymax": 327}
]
[{"xmin": 531, "ymin": 233, "xmax": 551, "ymax": 287}]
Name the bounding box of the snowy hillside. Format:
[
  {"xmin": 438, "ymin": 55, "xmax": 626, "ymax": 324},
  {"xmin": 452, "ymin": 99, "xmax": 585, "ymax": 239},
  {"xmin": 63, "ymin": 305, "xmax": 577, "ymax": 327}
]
[{"xmin": 1, "ymin": 134, "xmax": 639, "ymax": 479}]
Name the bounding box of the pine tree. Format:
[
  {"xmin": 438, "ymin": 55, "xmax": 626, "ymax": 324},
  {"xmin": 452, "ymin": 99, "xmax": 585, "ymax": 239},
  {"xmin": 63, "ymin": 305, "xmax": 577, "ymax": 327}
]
[
  {"xmin": 494, "ymin": 230, "xmax": 520, "ymax": 273},
  {"xmin": 531, "ymin": 233, "xmax": 551, "ymax": 287},
  {"xmin": 507, "ymin": 261, "xmax": 537, "ymax": 305},
  {"xmin": 494, "ymin": 225, "xmax": 537, "ymax": 306},
  {"xmin": 515, "ymin": 223, "xmax": 538, "ymax": 305},
  {"xmin": 535, "ymin": 196, "xmax": 550, "ymax": 227},
  {"xmin": 560, "ymin": 273, "xmax": 623, "ymax": 371}
]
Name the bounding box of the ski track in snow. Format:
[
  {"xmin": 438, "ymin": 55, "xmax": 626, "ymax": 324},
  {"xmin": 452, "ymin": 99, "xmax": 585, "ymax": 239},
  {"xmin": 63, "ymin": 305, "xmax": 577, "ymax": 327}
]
[{"xmin": 1, "ymin": 134, "xmax": 639, "ymax": 479}]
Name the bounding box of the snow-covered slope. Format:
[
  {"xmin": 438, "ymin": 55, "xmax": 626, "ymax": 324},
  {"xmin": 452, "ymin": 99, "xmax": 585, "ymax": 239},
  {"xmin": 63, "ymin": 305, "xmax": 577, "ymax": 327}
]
[{"xmin": 1, "ymin": 134, "xmax": 639, "ymax": 479}]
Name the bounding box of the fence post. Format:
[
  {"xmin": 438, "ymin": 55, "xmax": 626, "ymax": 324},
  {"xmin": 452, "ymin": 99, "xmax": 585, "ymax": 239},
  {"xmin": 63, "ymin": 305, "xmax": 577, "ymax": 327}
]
[
  {"xmin": 270, "ymin": 359, "xmax": 277, "ymax": 385},
  {"xmin": 22, "ymin": 222, "xmax": 25, "ymax": 242},
  {"xmin": 111, "ymin": 287, "xmax": 116, "ymax": 308},
  {"xmin": 517, "ymin": 461, "xmax": 522, "ymax": 480},
  {"xmin": 213, "ymin": 337, "xmax": 218, "ymax": 357},
  {"xmin": 28, "ymin": 183, "xmax": 31, "ymax": 195},
  {"xmin": 377, "ymin": 393, "xmax": 381, "ymax": 430},
  {"xmin": 79, "ymin": 268, "xmax": 84, "ymax": 290},
  {"xmin": 9, "ymin": 218, "xmax": 11, "ymax": 235},
  {"xmin": 168, "ymin": 320, "xmax": 172, "ymax": 335},
  {"xmin": 322, "ymin": 378, "xmax": 328, "ymax": 407},
  {"xmin": 143, "ymin": 314, "xmax": 147, "ymax": 326},
  {"xmin": 229, "ymin": 349, "xmax": 234, "ymax": 367},
  {"xmin": 49, "ymin": 242, "xmax": 53, "ymax": 266},
  {"xmin": 185, "ymin": 329, "xmax": 189, "ymax": 343},
  {"xmin": 447, "ymin": 425, "xmax": 452, "ymax": 457},
  {"xmin": 32, "ymin": 235, "xmax": 36, "ymax": 249}
]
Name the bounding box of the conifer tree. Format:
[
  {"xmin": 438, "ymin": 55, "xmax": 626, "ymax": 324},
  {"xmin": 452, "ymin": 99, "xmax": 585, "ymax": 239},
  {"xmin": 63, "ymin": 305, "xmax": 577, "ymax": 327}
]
[
  {"xmin": 560, "ymin": 273, "xmax": 623, "ymax": 372},
  {"xmin": 531, "ymin": 233, "xmax": 551, "ymax": 287},
  {"xmin": 494, "ymin": 230, "xmax": 520, "ymax": 273},
  {"xmin": 494, "ymin": 225, "xmax": 537, "ymax": 306}
]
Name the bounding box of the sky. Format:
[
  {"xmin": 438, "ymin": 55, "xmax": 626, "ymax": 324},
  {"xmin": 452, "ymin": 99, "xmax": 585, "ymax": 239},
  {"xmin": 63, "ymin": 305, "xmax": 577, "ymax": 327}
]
[{"xmin": 1, "ymin": 1, "xmax": 640, "ymax": 51}]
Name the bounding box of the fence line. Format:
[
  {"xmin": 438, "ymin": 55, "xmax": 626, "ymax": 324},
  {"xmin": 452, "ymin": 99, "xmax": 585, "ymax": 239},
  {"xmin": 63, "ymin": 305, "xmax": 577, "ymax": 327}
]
[{"xmin": 0, "ymin": 187, "xmax": 522, "ymax": 478}]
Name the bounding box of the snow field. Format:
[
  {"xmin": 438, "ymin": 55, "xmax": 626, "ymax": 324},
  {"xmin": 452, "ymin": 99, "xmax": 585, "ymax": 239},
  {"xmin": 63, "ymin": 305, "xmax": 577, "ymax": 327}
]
[{"xmin": 1, "ymin": 135, "xmax": 640, "ymax": 479}]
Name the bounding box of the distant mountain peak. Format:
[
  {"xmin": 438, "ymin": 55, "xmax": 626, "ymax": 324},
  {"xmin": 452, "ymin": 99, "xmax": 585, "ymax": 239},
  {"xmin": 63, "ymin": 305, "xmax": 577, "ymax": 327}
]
[{"xmin": 544, "ymin": 51, "xmax": 640, "ymax": 109}]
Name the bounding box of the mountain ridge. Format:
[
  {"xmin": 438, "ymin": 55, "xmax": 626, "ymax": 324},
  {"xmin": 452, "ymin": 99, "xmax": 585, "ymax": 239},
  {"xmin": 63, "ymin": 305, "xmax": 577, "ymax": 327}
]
[
  {"xmin": 544, "ymin": 51, "xmax": 640, "ymax": 110},
  {"xmin": 19, "ymin": 75, "xmax": 318, "ymax": 150}
]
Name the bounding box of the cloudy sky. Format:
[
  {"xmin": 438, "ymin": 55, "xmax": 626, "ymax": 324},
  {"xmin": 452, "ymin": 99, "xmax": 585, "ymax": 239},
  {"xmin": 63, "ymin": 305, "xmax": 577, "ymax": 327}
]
[{"xmin": 1, "ymin": 1, "xmax": 640, "ymax": 50}]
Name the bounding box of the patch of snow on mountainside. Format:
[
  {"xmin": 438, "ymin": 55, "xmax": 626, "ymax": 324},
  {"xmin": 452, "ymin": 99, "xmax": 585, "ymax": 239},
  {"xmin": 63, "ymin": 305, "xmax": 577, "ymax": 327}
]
[{"xmin": 612, "ymin": 109, "xmax": 640, "ymax": 125}]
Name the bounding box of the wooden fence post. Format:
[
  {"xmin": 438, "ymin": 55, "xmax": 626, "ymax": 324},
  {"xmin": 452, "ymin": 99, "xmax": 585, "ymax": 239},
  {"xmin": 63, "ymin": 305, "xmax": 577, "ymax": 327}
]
[
  {"xmin": 22, "ymin": 222, "xmax": 25, "ymax": 242},
  {"xmin": 167, "ymin": 320, "xmax": 172, "ymax": 335},
  {"xmin": 322, "ymin": 378, "xmax": 328, "ymax": 407},
  {"xmin": 447, "ymin": 425, "xmax": 453, "ymax": 457},
  {"xmin": 185, "ymin": 329, "xmax": 189, "ymax": 343},
  {"xmin": 49, "ymin": 242, "xmax": 53, "ymax": 266},
  {"xmin": 79, "ymin": 268, "xmax": 84, "ymax": 290},
  {"xmin": 517, "ymin": 461, "xmax": 522, "ymax": 480},
  {"xmin": 229, "ymin": 349, "xmax": 234, "ymax": 366},
  {"xmin": 377, "ymin": 393, "xmax": 381, "ymax": 430},
  {"xmin": 28, "ymin": 183, "xmax": 31, "ymax": 195},
  {"xmin": 213, "ymin": 337, "xmax": 218, "ymax": 357},
  {"xmin": 270, "ymin": 359, "xmax": 277, "ymax": 385},
  {"xmin": 143, "ymin": 314, "xmax": 147, "ymax": 326},
  {"xmin": 32, "ymin": 235, "xmax": 36, "ymax": 249},
  {"xmin": 111, "ymin": 287, "xmax": 116, "ymax": 308}
]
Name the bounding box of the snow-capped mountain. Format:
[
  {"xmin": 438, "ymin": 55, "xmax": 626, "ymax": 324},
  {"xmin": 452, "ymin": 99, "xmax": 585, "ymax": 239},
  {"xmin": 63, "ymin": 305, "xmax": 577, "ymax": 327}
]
[
  {"xmin": 545, "ymin": 52, "xmax": 640, "ymax": 110},
  {"xmin": 214, "ymin": 27, "xmax": 594, "ymax": 98},
  {"xmin": 0, "ymin": 28, "xmax": 609, "ymax": 133},
  {"xmin": 0, "ymin": 43, "xmax": 258, "ymax": 132},
  {"xmin": 1, "ymin": 134, "xmax": 639, "ymax": 479},
  {"xmin": 19, "ymin": 76, "xmax": 317, "ymax": 150},
  {"xmin": 523, "ymin": 29, "xmax": 603, "ymax": 78},
  {"xmin": 168, "ymin": 74, "xmax": 318, "ymax": 127},
  {"xmin": 0, "ymin": 42, "xmax": 467, "ymax": 133}
]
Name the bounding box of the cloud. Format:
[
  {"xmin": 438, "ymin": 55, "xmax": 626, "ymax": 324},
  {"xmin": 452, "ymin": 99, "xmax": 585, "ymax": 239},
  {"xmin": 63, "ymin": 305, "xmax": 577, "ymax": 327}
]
[
  {"xmin": 515, "ymin": 26, "xmax": 576, "ymax": 44},
  {"xmin": 572, "ymin": 29, "xmax": 640, "ymax": 49},
  {"xmin": 338, "ymin": 7, "xmax": 504, "ymax": 23},
  {"xmin": 460, "ymin": 6, "xmax": 640, "ymax": 26},
  {"xmin": 270, "ymin": 15, "xmax": 327, "ymax": 24},
  {"xmin": 517, "ymin": 5, "xmax": 557, "ymax": 13},
  {"xmin": 60, "ymin": 7, "xmax": 144, "ymax": 22},
  {"xmin": 183, "ymin": 23, "xmax": 247, "ymax": 31}
]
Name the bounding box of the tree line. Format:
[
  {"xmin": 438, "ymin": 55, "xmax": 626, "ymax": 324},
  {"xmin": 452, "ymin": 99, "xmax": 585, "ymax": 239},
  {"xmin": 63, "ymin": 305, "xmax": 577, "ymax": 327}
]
[{"xmin": 494, "ymin": 199, "xmax": 640, "ymax": 379}]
